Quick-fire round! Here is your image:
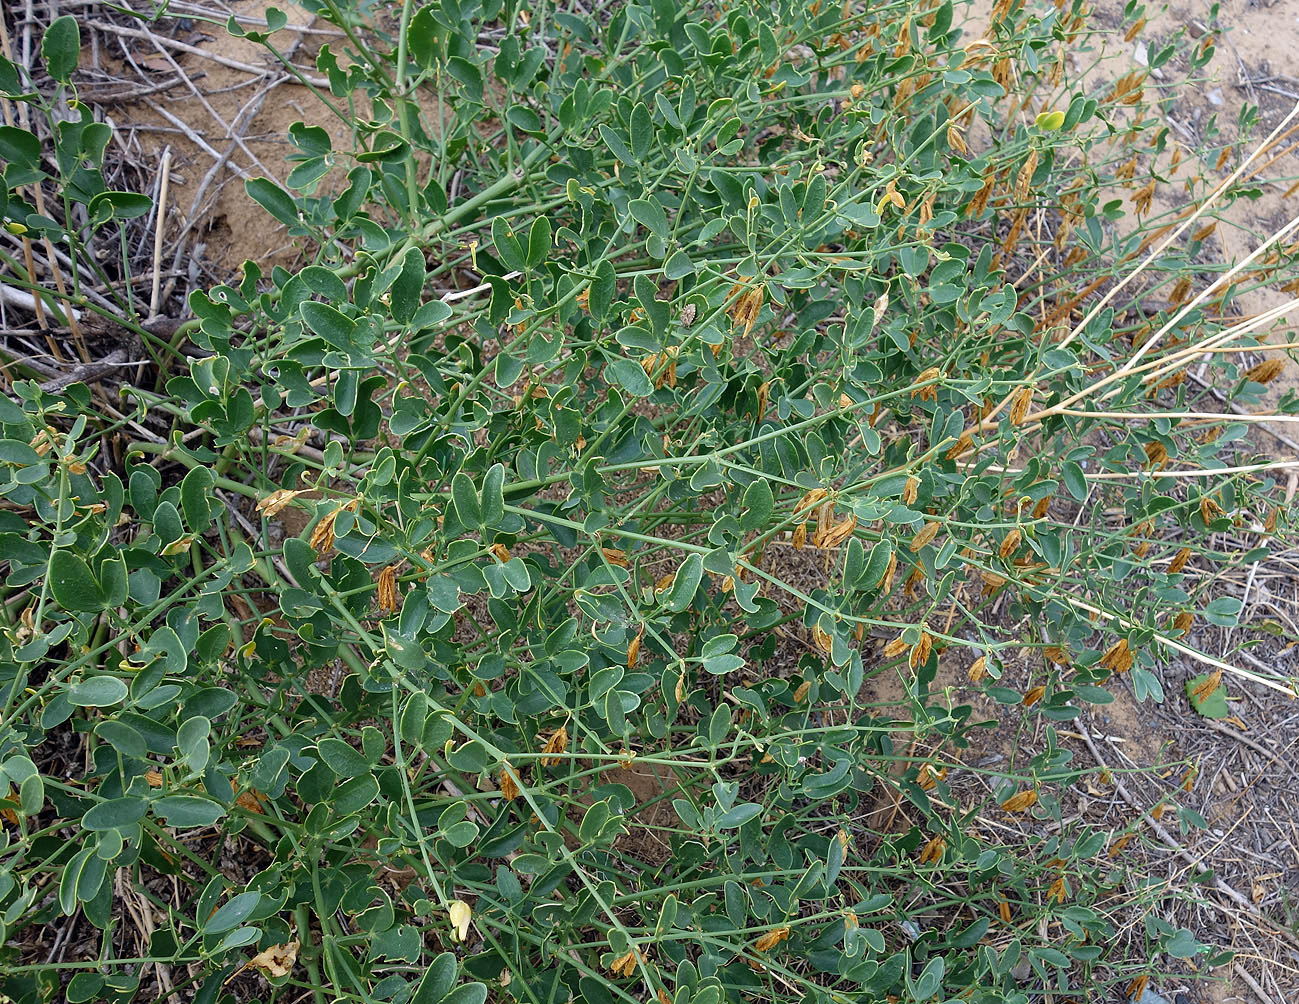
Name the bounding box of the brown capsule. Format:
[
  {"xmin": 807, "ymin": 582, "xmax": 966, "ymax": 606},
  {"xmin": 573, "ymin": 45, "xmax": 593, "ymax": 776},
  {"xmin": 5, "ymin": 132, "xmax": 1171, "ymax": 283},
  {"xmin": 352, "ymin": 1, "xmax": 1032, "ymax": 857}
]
[
  {"xmin": 1014, "ymin": 149, "xmax": 1039, "ymax": 201},
  {"xmin": 1008, "ymin": 386, "xmax": 1033, "ymax": 426},
  {"xmin": 909, "ymin": 631, "xmax": 933, "ymax": 669},
  {"xmin": 753, "ymin": 927, "xmax": 790, "ymax": 953},
  {"xmin": 539, "ymin": 727, "xmax": 569, "ymax": 767},
  {"xmin": 917, "ymin": 835, "xmax": 946, "ymax": 865},
  {"xmin": 1243, "ymin": 358, "xmax": 1285, "ymax": 384},
  {"xmin": 608, "ymin": 948, "xmax": 644, "ymax": 977},
  {"xmin": 878, "ymin": 551, "xmax": 898, "ymax": 592},
  {"xmin": 377, "ymin": 564, "xmax": 399, "ymax": 614},
  {"xmin": 1000, "ymin": 789, "xmax": 1038, "ymax": 813},
  {"xmin": 1043, "ymin": 645, "xmax": 1071, "ymax": 667},
  {"xmin": 910, "ymin": 521, "xmax": 941, "ymax": 552},
  {"xmin": 309, "ymin": 510, "xmax": 338, "ymax": 554},
  {"xmin": 1099, "ymin": 638, "xmax": 1134, "ymax": 674},
  {"xmin": 794, "ymin": 487, "xmax": 829, "ymax": 516},
  {"xmin": 911, "ymin": 367, "xmax": 942, "ymax": 401},
  {"xmin": 257, "ymin": 488, "xmax": 309, "ymax": 518},
  {"xmin": 1190, "ymin": 669, "xmax": 1221, "ymax": 702},
  {"xmin": 816, "ymin": 514, "xmax": 857, "ymax": 550},
  {"xmin": 944, "ymin": 432, "xmax": 973, "ymax": 460}
]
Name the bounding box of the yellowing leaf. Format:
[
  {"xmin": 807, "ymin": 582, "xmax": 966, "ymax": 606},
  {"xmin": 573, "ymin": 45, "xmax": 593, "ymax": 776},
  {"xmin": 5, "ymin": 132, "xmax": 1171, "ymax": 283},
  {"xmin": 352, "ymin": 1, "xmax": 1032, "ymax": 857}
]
[{"xmin": 1035, "ymin": 109, "xmax": 1066, "ymax": 131}]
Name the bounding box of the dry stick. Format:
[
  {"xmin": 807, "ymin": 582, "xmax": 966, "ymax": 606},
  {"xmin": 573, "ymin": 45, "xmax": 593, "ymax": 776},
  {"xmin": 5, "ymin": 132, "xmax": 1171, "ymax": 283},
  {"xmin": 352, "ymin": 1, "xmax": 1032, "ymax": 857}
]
[
  {"xmin": 77, "ymin": 74, "xmax": 189, "ymax": 104},
  {"xmin": 1078, "ymin": 460, "xmax": 1299, "ymax": 480},
  {"xmin": 1234, "ymin": 965, "xmax": 1280, "ymax": 1004},
  {"xmin": 153, "ymin": 2, "xmax": 344, "ymax": 35},
  {"xmin": 1146, "ymin": 338, "xmax": 1299, "ymax": 355},
  {"xmin": 142, "ymin": 32, "xmax": 285, "ymax": 189},
  {"xmin": 1196, "ymin": 715, "xmax": 1295, "ymax": 772},
  {"xmin": 29, "ymin": 181, "xmax": 89, "ymax": 362},
  {"xmin": 0, "ymin": 228, "xmax": 121, "ymax": 315},
  {"xmin": 162, "ymin": 6, "xmax": 320, "ymax": 298},
  {"xmin": 972, "ymin": 101, "xmax": 1299, "ymax": 437},
  {"xmin": 0, "ymin": 13, "xmax": 62, "ymax": 358},
  {"xmin": 1057, "ymin": 408, "xmax": 1299, "ymax": 425},
  {"xmin": 85, "ymin": 21, "xmax": 328, "ymax": 87},
  {"xmin": 0, "ymin": 284, "xmax": 82, "ymax": 321},
  {"xmin": 37, "ymin": 349, "xmax": 130, "ymax": 393},
  {"xmin": 1075, "ymin": 721, "xmax": 1299, "ymax": 952},
  {"xmin": 144, "ymin": 99, "xmax": 253, "ymax": 180},
  {"xmin": 1052, "ymin": 284, "xmax": 1299, "ymax": 419},
  {"xmin": 1064, "ymin": 97, "xmax": 1299, "ymax": 352},
  {"xmin": 985, "ymin": 296, "xmax": 1299, "ymax": 438},
  {"xmin": 1183, "ymin": 369, "xmax": 1299, "ymax": 456},
  {"xmin": 149, "ymin": 148, "xmax": 172, "ymax": 319},
  {"xmin": 970, "ymin": 457, "xmax": 1299, "ymax": 480},
  {"xmin": 1064, "ymin": 594, "xmax": 1295, "ymax": 696},
  {"xmin": 1115, "ymin": 210, "xmax": 1299, "ymax": 378},
  {"xmin": 1129, "ymin": 300, "xmax": 1299, "ymax": 392}
]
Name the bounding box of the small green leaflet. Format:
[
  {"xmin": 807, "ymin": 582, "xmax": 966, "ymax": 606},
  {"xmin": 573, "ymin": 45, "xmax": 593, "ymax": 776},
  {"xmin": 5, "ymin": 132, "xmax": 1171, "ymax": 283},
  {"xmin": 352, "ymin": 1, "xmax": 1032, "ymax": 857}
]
[
  {"xmin": 1185, "ymin": 672, "xmax": 1229, "ymax": 719},
  {"xmin": 665, "ymin": 553, "xmax": 703, "ymax": 612}
]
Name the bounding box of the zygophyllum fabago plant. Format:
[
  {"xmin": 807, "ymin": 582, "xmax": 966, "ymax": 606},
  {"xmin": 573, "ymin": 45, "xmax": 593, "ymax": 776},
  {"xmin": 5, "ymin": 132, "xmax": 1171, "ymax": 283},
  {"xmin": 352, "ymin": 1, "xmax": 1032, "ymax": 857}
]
[{"xmin": 0, "ymin": 0, "xmax": 1293, "ymax": 1002}]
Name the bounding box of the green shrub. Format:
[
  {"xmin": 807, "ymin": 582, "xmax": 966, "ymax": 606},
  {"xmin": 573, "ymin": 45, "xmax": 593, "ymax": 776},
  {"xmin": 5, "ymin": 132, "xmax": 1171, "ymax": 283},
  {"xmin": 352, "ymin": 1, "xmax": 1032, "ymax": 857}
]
[{"xmin": 0, "ymin": 1, "xmax": 1291, "ymax": 1002}]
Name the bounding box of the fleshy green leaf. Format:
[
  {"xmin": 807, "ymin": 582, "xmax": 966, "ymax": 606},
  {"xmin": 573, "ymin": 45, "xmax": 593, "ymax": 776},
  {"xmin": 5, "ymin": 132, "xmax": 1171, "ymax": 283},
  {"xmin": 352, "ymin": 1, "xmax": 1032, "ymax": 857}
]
[
  {"xmin": 49, "ymin": 551, "xmax": 107, "ymax": 612},
  {"xmin": 42, "ymin": 16, "xmax": 79, "ymax": 82}
]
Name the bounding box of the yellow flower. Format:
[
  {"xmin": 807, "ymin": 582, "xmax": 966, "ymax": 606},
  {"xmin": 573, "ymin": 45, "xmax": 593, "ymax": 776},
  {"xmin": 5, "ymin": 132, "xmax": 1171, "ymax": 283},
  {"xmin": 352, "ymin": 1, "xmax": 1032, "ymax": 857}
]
[{"xmin": 448, "ymin": 900, "xmax": 473, "ymax": 942}]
